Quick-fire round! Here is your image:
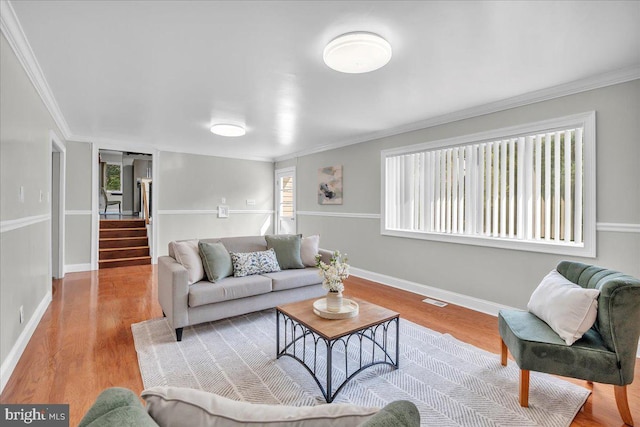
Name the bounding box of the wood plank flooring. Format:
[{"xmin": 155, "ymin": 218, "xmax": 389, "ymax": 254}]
[{"xmin": 1, "ymin": 266, "xmax": 637, "ymax": 426}]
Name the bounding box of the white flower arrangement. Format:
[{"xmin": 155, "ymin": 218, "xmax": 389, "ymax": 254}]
[{"xmin": 315, "ymin": 251, "xmax": 350, "ymax": 293}]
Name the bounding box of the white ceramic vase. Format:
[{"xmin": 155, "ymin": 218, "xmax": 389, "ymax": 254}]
[{"xmin": 326, "ymin": 290, "xmax": 343, "ymax": 313}]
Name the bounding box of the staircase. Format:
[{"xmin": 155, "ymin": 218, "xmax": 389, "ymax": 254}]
[{"xmin": 99, "ymin": 219, "xmax": 151, "ymax": 268}]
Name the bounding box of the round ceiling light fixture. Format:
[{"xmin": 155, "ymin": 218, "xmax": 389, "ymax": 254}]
[
  {"xmin": 210, "ymin": 123, "xmax": 246, "ymax": 137},
  {"xmin": 323, "ymin": 31, "xmax": 392, "ymax": 73}
]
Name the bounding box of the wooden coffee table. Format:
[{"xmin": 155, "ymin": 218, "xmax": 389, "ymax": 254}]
[{"xmin": 276, "ymin": 297, "xmax": 400, "ymax": 403}]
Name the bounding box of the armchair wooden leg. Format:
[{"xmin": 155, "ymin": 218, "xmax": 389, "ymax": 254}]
[
  {"xmin": 500, "ymin": 339, "xmax": 508, "ymax": 366},
  {"xmin": 614, "ymin": 385, "xmax": 634, "ymax": 426},
  {"xmin": 520, "ymin": 369, "xmax": 530, "ymax": 407}
]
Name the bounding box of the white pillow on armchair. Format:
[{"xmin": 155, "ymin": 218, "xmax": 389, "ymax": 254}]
[{"xmin": 527, "ymin": 270, "xmax": 600, "ymax": 345}]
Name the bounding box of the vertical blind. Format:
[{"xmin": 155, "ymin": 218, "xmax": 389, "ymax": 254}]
[{"xmin": 385, "ymin": 127, "xmax": 584, "ymax": 245}]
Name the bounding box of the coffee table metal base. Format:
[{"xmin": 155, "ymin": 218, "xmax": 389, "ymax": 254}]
[{"xmin": 276, "ymin": 309, "xmax": 399, "ymax": 403}]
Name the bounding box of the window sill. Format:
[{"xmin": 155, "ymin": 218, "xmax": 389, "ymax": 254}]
[{"xmin": 381, "ymin": 228, "xmax": 595, "ymax": 258}]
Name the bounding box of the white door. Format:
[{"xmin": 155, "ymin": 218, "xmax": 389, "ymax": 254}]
[{"xmin": 275, "ymin": 167, "xmax": 296, "ymax": 235}]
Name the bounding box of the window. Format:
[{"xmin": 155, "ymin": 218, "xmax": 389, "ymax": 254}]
[
  {"xmin": 381, "ymin": 112, "xmax": 595, "ymax": 256},
  {"xmin": 105, "ymin": 163, "xmax": 122, "ymax": 192}
]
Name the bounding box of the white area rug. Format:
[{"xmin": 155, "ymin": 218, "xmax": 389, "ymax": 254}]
[{"xmin": 132, "ymin": 309, "xmax": 589, "ymax": 426}]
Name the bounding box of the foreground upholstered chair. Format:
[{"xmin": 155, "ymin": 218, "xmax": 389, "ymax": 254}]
[{"xmin": 499, "ymin": 261, "xmax": 640, "ymax": 426}]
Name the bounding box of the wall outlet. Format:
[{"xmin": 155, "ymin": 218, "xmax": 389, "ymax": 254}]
[
  {"xmin": 39, "ymin": 190, "xmax": 43, "ymax": 202},
  {"xmin": 19, "ymin": 305, "xmax": 24, "ymax": 324},
  {"xmin": 19, "ymin": 186, "xmax": 24, "ymax": 203},
  {"xmin": 246, "ymin": 199, "xmax": 256, "ymax": 206},
  {"xmin": 221, "ymin": 197, "xmax": 226, "ymax": 204}
]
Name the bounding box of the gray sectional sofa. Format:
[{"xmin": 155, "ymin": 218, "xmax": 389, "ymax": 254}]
[{"xmin": 158, "ymin": 235, "xmax": 330, "ymax": 341}]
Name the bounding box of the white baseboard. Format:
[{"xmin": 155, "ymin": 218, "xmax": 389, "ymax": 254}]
[
  {"xmin": 350, "ymin": 267, "xmax": 640, "ymax": 358},
  {"xmin": 65, "ymin": 263, "xmax": 92, "ymax": 273},
  {"xmin": 0, "ymin": 290, "xmax": 52, "ymax": 394},
  {"xmin": 350, "ymin": 267, "xmax": 515, "ymax": 317}
]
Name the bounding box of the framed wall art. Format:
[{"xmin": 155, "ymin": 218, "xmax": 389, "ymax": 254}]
[{"xmin": 318, "ymin": 165, "xmax": 343, "ymax": 205}]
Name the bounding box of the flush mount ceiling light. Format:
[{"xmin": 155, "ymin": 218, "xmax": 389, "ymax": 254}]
[
  {"xmin": 323, "ymin": 31, "xmax": 392, "ymax": 73},
  {"xmin": 210, "ymin": 123, "xmax": 246, "ymax": 137}
]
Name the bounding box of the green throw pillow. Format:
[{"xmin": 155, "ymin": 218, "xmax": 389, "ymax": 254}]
[
  {"xmin": 198, "ymin": 241, "xmax": 233, "ymax": 282},
  {"xmin": 265, "ymin": 234, "xmax": 304, "ymax": 270}
]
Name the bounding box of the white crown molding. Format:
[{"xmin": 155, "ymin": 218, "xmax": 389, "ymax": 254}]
[
  {"xmin": 0, "ymin": 214, "xmax": 50, "ymax": 233},
  {"xmin": 0, "ymin": 289, "xmax": 51, "ymax": 393},
  {"xmin": 297, "ymin": 211, "xmax": 381, "ymax": 219},
  {"xmin": 0, "ymin": 0, "xmax": 71, "ymax": 139},
  {"xmin": 275, "ymin": 66, "xmax": 640, "ymax": 162}
]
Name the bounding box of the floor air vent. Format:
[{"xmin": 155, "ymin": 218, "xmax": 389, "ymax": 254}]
[{"xmin": 422, "ymin": 298, "xmax": 448, "ymax": 308}]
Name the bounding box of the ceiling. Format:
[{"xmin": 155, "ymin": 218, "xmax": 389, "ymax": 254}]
[{"xmin": 6, "ymin": 1, "xmax": 640, "ymax": 161}]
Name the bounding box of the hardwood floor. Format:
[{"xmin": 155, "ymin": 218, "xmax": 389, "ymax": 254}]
[{"xmin": 1, "ymin": 266, "xmax": 637, "ymax": 426}]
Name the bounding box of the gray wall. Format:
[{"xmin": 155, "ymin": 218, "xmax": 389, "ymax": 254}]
[
  {"xmin": 157, "ymin": 151, "xmax": 274, "ymax": 255},
  {"xmin": 65, "ymin": 141, "xmax": 93, "ymax": 266},
  {"xmin": 0, "ymin": 33, "xmax": 62, "ymax": 366},
  {"xmin": 277, "ymin": 80, "xmax": 640, "ymax": 310}
]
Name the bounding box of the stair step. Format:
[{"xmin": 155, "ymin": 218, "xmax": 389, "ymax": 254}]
[
  {"xmin": 100, "ymin": 228, "xmax": 147, "ymax": 238},
  {"xmin": 99, "ymin": 246, "xmax": 150, "ymax": 260},
  {"xmin": 99, "ymin": 256, "xmax": 151, "ymax": 269},
  {"xmin": 99, "ymin": 237, "xmax": 149, "ymax": 249},
  {"xmin": 100, "ymin": 219, "xmax": 146, "ymax": 229}
]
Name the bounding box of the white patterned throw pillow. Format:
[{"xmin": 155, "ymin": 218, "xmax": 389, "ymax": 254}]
[{"xmin": 231, "ymin": 249, "xmax": 281, "ymax": 277}]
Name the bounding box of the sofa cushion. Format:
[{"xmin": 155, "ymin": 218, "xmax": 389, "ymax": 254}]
[
  {"xmin": 527, "ymin": 269, "xmax": 600, "ymax": 345},
  {"xmin": 300, "ymin": 235, "xmax": 320, "ymax": 267},
  {"xmin": 262, "ymin": 268, "xmax": 322, "ymax": 292},
  {"xmin": 188, "ymin": 275, "xmax": 272, "ymax": 307},
  {"xmin": 170, "ymin": 240, "xmax": 204, "ymax": 285},
  {"xmin": 231, "ymin": 249, "xmax": 281, "ymax": 277},
  {"xmin": 198, "ymin": 241, "xmax": 233, "ymax": 282},
  {"xmin": 265, "ymin": 234, "xmax": 305, "ymax": 269},
  {"xmin": 213, "ymin": 236, "xmax": 268, "ymax": 253},
  {"xmin": 142, "ymin": 386, "xmax": 379, "ymax": 427}
]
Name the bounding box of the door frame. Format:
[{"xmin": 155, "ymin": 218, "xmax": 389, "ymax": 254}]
[
  {"xmin": 275, "ymin": 166, "xmax": 296, "ymax": 235},
  {"xmin": 50, "ymin": 131, "xmax": 66, "ymax": 279}
]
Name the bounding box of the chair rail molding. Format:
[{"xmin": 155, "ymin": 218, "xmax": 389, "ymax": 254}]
[
  {"xmin": 297, "ymin": 211, "xmax": 381, "ymax": 219},
  {"xmin": 0, "ymin": 214, "xmax": 50, "ymax": 233},
  {"xmin": 158, "ymin": 209, "xmax": 274, "ymax": 215},
  {"xmin": 596, "ymin": 223, "xmax": 640, "ymax": 233}
]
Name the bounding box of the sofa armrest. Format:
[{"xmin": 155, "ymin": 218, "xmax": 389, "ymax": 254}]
[
  {"xmin": 358, "ymin": 400, "xmax": 420, "ymax": 427},
  {"xmin": 158, "ymin": 256, "xmax": 190, "ymax": 330},
  {"xmin": 318, "ymin": 248, "xmax": 334, "ymax": 264},
  {"xmin": 79, "ymin": 387, "xmax": 158, "ymax": 427}
]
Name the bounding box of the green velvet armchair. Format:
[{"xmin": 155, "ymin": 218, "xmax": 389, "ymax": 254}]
[{"xmin": 498, "ymin": 261, "xmax": 640, "ymax": 426}]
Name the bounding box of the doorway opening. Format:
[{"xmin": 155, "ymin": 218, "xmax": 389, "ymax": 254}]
[{"xmin": 96, "ymin": 150, "xmax": 153, "ymax": 269}]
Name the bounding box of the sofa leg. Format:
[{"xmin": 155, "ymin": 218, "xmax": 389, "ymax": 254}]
[
  {"xmin": 520, "ymin": 369, "xmax": 530, "ymax": 407},
  {"xmin": 614, "ymin": 385, "xmax": 634, "ymax": 426},
  {"xmin": 500, "ymin": 339, "xmax": 508, "ymax": 366},
  {"xmin": 175, "ymin": 328, "xmax": 183, "ymax": 342}
]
